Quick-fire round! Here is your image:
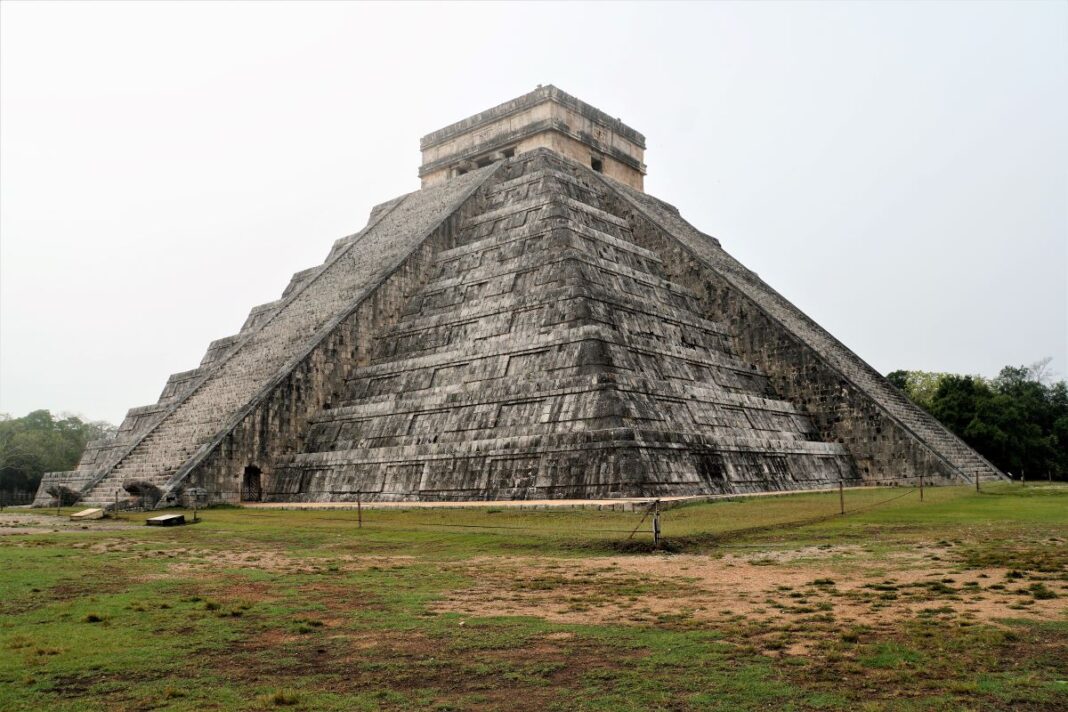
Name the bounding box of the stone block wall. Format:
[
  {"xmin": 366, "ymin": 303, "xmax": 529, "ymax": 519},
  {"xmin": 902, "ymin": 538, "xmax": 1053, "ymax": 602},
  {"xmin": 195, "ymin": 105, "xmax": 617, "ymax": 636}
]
[
  {"xmin": 182, "ymin": 208, "xmax": 487, "ymax": 504},
  {"xmin": 40, "ymin": 164, "xmax": 499, "ymax": 508},
  {"xmin": 35, "ymin": 144, "xmax": 1000, "ymax": 509},
  {"xmin": 598, "ymin": 168, "xmax": 1001, "ymax": 484},
  {"xmin": 272, "ymin": 150, "xmax": 856, "ymax": 502}
]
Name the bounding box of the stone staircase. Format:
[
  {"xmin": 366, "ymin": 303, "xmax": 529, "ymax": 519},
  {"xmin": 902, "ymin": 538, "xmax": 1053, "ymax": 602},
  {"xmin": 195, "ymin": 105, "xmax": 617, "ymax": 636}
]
[
  {"xmin": 605, "ymin": 175, "xmax": 1004, "ymax": 484},
  {"xmin": 70, "ymin": 166, "xmax": 499, "ymax": 507}
]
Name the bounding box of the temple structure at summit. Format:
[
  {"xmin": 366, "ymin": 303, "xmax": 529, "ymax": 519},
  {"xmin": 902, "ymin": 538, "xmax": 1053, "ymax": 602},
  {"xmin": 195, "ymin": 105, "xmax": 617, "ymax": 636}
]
[{"xmin": 35, "ymin": 86, "xmax": 1004, "ymax": 508}]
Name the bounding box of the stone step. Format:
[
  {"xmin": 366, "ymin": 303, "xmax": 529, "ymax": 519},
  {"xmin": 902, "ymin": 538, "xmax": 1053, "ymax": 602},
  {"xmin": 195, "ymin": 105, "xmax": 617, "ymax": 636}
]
[
  {"xmin": 326, "ymin": 368, "xmax": 803, "ymax": 417},
  {"xmin": 436, "ymin": 216, "xmax": 660, "ymax": 266},
  {"xmin": 382, "ymin": 283, "xmax": 728, "ymax": 346},
  {"xmin": 289, "ymin": 427, "xmax": 848, "ymax": 468},
  {"xmin": 310, "ymin": 419, "xmax": 812, "ymax": 453},
  {"xmin": 345, "ymin": 324, "xmax": 765, "ymax": 388},
  {"xmin": 372, "ymin": 301, "xmax": 731, "ymax": 367},
  {"xmin": 418, "ymin": 248, "xmax": 684, "ymax": 308}
]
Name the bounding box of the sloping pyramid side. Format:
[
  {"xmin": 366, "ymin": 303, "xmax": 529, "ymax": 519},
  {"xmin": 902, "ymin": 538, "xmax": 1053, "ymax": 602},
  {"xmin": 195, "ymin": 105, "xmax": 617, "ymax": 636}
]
[
  {"xmin": 258, "ymin": 151, "xmax": 856, "ymax": 501},
  {"xmin": 37, "ymin": 164, "xmax": 500, "ymax": 507},
  {"xmin": 36, "ymin": 146, "xmax": 1002, "ymax": 509},
  {"xmin": 599, "ymin": 168, "xmax": 1004, "ymax": 485}
]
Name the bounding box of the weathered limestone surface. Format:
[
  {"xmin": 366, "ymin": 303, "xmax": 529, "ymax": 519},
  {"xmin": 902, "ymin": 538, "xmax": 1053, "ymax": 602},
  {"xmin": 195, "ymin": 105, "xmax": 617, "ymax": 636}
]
[
  {"xmin": 54, "ymin": 165, "xmax": 498, "ymax": 507},
  {"xmin": 263, "ymin": 151, "xmax": 856, "ymax": 501},
  {"xmin": 35, "ymin": 120, "xmax": 1003, "ymax": 508},
  {"xmin": 420, "ymin": 85, "xmax": 646, "ymax": 190},
  {"xmin": 600, "ymin": 174, "xmax": 1003, "ymax": 484}
]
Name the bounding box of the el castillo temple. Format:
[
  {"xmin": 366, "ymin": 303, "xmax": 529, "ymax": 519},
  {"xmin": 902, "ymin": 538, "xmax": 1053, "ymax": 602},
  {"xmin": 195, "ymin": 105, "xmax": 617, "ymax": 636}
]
[{"xmin": 35, "ymin": 86, "xmax": 1005, "ymax": 509}]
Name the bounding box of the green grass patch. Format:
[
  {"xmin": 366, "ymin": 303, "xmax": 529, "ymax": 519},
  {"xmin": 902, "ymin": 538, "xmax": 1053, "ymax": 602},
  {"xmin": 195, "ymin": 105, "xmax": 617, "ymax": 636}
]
[{"xmin": 0, "ymin": 483, "xmax": 1064, "ymax": 711}]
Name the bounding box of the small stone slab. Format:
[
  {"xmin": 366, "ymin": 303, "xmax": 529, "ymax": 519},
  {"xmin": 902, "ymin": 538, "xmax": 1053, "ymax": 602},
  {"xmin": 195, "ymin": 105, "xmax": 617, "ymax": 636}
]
[
  {"xmin": 70, "ymin": 508, "xmax": 105, "ymax": 521},
  {"xmin": 146, "ymin": 514, "xmax": 186, "ymax": 527}
]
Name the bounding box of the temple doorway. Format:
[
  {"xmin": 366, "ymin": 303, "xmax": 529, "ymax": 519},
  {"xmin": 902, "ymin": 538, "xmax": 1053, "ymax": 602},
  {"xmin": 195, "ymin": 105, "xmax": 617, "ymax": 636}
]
[{"xmin": 241, "ymin": 465, "xmax": 263, "ymax": 502}]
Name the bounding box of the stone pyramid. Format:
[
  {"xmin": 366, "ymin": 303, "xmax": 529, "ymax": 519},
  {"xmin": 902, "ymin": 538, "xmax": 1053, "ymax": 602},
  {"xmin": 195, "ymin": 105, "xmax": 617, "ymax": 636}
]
[{"xmin": 36, "ymin": 86, "xmax": 1003, "ymax": 508}]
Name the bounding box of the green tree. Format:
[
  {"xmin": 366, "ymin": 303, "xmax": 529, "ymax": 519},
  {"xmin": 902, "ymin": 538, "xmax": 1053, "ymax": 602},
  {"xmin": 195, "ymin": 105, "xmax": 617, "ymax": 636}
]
[
  {"xmin": 888, "ymin": 361, "xmax": 1067, "ymax": 480},
  {"xmin": 886, "ymin": 370, "xmax": 910, "ymax": 392},
  {"xmin": 0, "ymin": 410, "xmax": 115, "ymax": 494},
  {"xmin": 886, "ymin": 370, "xmax": 952, "ymax": 410}
]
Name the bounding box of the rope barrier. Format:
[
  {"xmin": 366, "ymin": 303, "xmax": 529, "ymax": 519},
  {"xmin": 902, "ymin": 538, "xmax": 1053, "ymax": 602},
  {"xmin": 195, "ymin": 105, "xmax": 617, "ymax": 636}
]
[
  {"xmin": 88, "ymin": 479, "xmax": 942, "ymax": 543},
  {"xmin": 232, "ymin": 507, "xmax": 645, "ymax": 535},
  {"xmin": 842, "ymin": 486, "xmax": 920, "ymax": 514},
  {"xmin": 223, "ymin": 482, "xmax": 927, "ymax": 542},
  {"xmin": 696, "ymin": 487, "xmax": 921, "ymax": 544}
]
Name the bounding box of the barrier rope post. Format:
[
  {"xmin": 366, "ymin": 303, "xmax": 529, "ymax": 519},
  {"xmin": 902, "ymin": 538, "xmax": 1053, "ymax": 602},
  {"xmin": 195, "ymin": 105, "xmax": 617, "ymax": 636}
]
[
  {"xmin": 919, "ymin": 473, "xmax": 924, "ymax": 502},
  {"xmin": 976, "ymin": 468, "xmax": 980, "ymax": 494},
  {"xmin": 627, "ymin": 499, "xmax": 656, "ymax": 542},
  {"xmin": 839, "ymin": 480, "xmax": 845, "ymax": 515},
  {"xmin": 357, "ymin": 492, "xmax": 362, "ymax": 529},
  {"xmin": 652, "ymin": 500, "xmax": 661, "ymax": 549}
]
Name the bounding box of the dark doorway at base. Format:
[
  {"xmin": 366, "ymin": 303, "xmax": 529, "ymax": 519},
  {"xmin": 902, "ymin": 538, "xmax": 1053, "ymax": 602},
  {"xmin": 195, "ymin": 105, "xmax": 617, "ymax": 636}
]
[{"xmin": 241, "ymin": 465, "xmax": 262, "ymax": 502}]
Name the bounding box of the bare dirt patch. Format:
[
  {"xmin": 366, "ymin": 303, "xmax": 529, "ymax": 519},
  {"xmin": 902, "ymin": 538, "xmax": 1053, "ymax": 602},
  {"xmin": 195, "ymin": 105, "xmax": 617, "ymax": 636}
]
[
  {"xmin": 157, "ymin": 550, "xmax": 415, "ymax": 577},
  {"xmin": 434, "ymin": 552, "xmax": 1068, "ymax": 630},
  {"xmin": 0, "ymin": 513, "xmax": 138, "ymax": 535}
]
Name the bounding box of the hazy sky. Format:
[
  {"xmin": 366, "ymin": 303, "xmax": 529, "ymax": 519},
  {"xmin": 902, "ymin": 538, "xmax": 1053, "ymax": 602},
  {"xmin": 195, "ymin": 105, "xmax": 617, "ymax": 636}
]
[{"xmin": 2, "ymin": 1, "xmax": 1065, "ymax": 424}]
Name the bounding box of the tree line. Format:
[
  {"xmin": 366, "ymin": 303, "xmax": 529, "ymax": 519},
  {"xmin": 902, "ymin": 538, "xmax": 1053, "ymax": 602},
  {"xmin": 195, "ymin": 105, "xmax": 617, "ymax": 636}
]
[
  {"xmin": 0, "ymin": 410, "xmax": 116, "ymax": 495},
  {"xmin": 2, "ymin": 360, "xmax": 1064, "ymax": 497},
  {"xmin": 888, "ymin": 359, "xmax": 1067, "ymax": 480}
]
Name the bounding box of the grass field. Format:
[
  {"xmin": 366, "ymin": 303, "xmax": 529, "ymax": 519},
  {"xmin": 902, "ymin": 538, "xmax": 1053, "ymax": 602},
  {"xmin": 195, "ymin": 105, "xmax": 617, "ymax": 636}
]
[{"xmin": 0, "ymin": 483, "xmax": 1065, "ymax": 711}]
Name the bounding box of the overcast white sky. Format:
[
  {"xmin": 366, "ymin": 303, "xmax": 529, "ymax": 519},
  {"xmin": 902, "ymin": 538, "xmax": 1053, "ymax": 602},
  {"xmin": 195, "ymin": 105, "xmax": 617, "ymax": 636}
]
[{"xmin": 1, "ymin": 1, "xmax": 1065, "ymax": 424}]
